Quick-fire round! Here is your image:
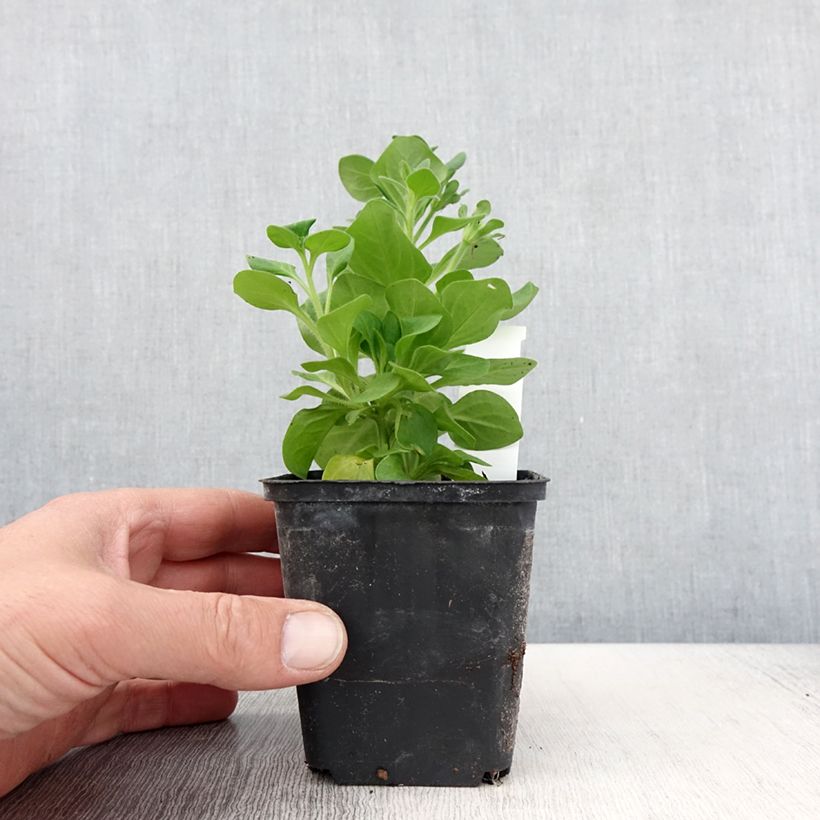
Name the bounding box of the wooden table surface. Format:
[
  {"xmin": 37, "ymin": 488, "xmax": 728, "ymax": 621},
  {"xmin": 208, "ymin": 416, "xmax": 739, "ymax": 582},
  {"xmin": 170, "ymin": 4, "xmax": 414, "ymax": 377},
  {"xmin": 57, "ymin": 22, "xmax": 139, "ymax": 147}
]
[{"xmin": 4, "ymin": 645, "xmax": 820, "ymax": 819}]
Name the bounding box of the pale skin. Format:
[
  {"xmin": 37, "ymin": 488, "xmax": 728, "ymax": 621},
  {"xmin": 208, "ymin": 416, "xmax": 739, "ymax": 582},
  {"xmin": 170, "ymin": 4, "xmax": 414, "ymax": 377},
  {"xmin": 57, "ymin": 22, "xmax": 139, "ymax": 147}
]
[{"xmin": 0, "ymin": 488, "xmax": 348, "ymax": 798}]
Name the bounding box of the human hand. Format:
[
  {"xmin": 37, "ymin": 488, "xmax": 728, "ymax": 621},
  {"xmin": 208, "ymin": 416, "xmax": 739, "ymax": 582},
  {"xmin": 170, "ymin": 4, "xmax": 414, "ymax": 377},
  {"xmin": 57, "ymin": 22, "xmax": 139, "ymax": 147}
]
[{"xmin": 0, "ymin": 488, "xmax": 347, "ymax": 797}]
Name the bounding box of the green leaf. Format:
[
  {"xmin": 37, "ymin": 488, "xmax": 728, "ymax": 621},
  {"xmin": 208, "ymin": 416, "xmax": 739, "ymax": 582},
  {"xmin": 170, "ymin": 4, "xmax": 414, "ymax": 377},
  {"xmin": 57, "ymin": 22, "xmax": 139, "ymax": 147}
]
[
  {"xmin": 440, "ymin": 278, "xmax": 512, "ymax": 347},
  {"xmin": 452, "ymin": 449, "xmax": 492, "ymax": 467},
  {"xmin": 408, "ymin": 345, "xmax": 451, "ymax": 375},
  {"xmin": 374, "ymin": 453, "xmax": 411, "ymax": 480},
  {"xmin": 437, "ymin": 236, "xmax": 504, "ymax": 273},
  {"xmin": 353, "ymin": 373, "xmax": 401, "ymax": 403},
  {"xmin": 385, "ymin": 281, "xmax": 451, "ymax": 360},
  {"xmin": 426, "ymin": 215, "xmax": 475, "ymax": 245},
  {"xmin": 461, "ymin": 236, "xmax": 503, "ymax": 269},
  {"xmin": 398, "ymin": 315, "xmax": 442, "ymax": 337},
  {"xmin": 450, "ymin": 390, "xmax": 523, "ymax": 450},
  {"xmin": 388, "ymin": 363, "xmax": 434, "ymax": 392},
  {"xmin": 435, "ymin": 269, "xmax": 473, "ymax": 294},
  {"xmin": 432, "ymin": 356, "xmax": 537, "ymax": 387},
  {"xmin": 233, "ymin": 269, "xmax": 300, "ymax": 313},
  {"xmin": 316, "ymin": 294, "xmax": 372, "ymax": 353},
  {"xmin": 479, "ymin": 218, "xmax": 505, "ymax": 236},
  {"xmin": 406, "ymin": 168, "xmax": 440, "ymax": 198},
  {"xmin": 381, "ymin": 311, "xmax": 402, "ymax": 345},
  {"xmin": 440, "ymin": 465, "xmax": 485, "ymax": 481},
  {"xmin": 375, "ymin": 175, "xmax": 410, "ymax": 207},
  {"xmin": 431, "ymin": 354, "xmax": 490, "ymax": 387},
  {"xmin": 445, "ymin": 151, "xmax": 467, "ymax": 178},
  {"xmin": 267, "ymin": 224, "xmax": 302, "ymax": 250},
  {"xmin": 297, "ymin": 299, "xmax": 325, "ymax": 355},
  {"xmin": 394, "ymin": 315, "xmax": 447, "ymax": 365},
  {"xmin": 293, "ymin": 368, "xmax": 332, "ymax": 385},
  {"xmin": 315, "ymin": 416, "xmax": 381, "ymax": 468},
  {"xmin": 481, "ymin": 357, "xmax": 537, "ymax": 385},
  {"xmin": 293, "ymin": 370, "xmax": 353, "ymax": 398},
  {"xmin": 339, "ymin": 155, "xmax": 382, "ymax": 202},
  {"xmin": 305, "ymin": 229, "xmax": 350, "ymax": 255},
  {"xmin": 326, "ymin": 239, "xmax": 356, "ymax": 279},
  {"xmin": 297, "ymin": 322, "xmax": 324, "ymax": 355},
  {"xmin": 280, "ymin": 385, "xmax": 332, "ymax": 402},
  {"xmin": 372, "ymin": 135, "xmax": 448, "ymax": 182},
  {"xmin": 474, "ymin": 200, "xmax": 491, "ymax": 217},
  {"xmin": 395, "ymin": 403, "xmax": 438, "ymax": 455},
  {"xmin": 415, "ymin": 392, "xmax": 476, "ymax": 449},
  {"xmin": 413, "ymin": 443, "xmax": 486, "ymax": 481},
  {"xmin": 427, "ymin": 313, "xmax": 455, "ymax": 350},
  {"xmin": 246, "ymin": 256, "xmax": 298, "ymax": 278},
  {"xmin": 282, "ymin": 405, "xmax": 346, "ymax": 478},
  {"xmin": 299, "ymin": 357, "xmax": 361, "ymax": 388},
  {"xmin": 501, "ymin": 282, "xmax": 539, "ymax": 320},
  {"xmin": 286, "ymin": 219, "xmax": 316, "ymax": 238},
  {"xmin": 385, "ymin": 278, "xmax": 444, "ymax": 319},
  {"xmin": 322, "ymin": 454, "xmax": 375, "ymax": 480},
  {"xmin": 438, "ymin": 179, "xmax": 463, "ymax": 208},
  {"xmin": 331, "ymin": 272, "xmax": 388, "ymax": 317},
  {"xmin": 353, "ymin": 310, "xmax": 387, "ymax": 367},
  {"xmin": 347, "ymin": 200, "xmax": 431, "ymax": 286}
]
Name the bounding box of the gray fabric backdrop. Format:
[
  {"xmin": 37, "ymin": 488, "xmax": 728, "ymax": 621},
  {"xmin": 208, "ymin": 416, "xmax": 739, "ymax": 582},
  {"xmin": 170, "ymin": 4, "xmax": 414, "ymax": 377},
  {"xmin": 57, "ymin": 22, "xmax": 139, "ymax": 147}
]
[{"xmin": 1, "ymin": 0, "xmax": 818, "ymax": 641}]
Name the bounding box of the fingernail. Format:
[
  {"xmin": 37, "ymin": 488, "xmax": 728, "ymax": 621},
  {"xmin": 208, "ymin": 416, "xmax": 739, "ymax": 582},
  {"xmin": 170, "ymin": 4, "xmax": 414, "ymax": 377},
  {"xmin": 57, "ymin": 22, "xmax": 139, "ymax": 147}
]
[{"xmin": 282, "ymin": 610, "xmax": 344, "ymax": 670}]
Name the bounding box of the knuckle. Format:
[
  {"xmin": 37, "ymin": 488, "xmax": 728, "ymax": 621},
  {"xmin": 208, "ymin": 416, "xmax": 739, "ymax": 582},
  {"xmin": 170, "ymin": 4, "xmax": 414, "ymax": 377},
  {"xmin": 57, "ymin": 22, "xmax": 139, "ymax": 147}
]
[
  {"xmin": 44, "ymin": 488, "xmax": 130, "ymax": 512},
  {"xmin": 43, "ymin": 492, "xmax": 86, "ymax": 513},
  {"xmin": 207, "ymin": 593, "xmax": 262, "ymax": 673},
  {"xmin": 42, "ymin": 490, "xmax": 120, "ymax": 528}
]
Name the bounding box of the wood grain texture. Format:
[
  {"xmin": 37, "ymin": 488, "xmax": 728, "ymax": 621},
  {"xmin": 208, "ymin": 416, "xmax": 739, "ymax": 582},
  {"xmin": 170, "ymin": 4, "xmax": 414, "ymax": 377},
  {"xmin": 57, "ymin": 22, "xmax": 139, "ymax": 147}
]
[{"xmin": 3, "ymin": 645, "xmax": 820, "ymax": 819}]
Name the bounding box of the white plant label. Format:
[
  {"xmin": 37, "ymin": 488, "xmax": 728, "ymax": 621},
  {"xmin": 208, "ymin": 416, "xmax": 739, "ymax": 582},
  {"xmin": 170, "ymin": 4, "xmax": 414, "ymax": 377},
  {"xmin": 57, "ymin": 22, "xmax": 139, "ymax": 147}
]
[{"xmin": 459, "ymin": 325, "xmax": 527, "ymax": 480}]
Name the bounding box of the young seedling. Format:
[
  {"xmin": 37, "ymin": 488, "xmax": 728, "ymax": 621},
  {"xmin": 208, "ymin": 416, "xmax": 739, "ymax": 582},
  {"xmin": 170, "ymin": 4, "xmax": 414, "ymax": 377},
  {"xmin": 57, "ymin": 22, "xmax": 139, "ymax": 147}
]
[{"xmin": 234, "ymin": 135, "xmax": 538, "ymax": 481}]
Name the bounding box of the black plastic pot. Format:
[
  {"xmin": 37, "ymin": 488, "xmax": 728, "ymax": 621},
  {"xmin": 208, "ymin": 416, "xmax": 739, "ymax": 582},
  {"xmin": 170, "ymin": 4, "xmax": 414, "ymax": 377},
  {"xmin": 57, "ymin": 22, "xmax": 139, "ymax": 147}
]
[{"xmin": 262, "ymin": 470, "xmax": 548, "ymax": 787}]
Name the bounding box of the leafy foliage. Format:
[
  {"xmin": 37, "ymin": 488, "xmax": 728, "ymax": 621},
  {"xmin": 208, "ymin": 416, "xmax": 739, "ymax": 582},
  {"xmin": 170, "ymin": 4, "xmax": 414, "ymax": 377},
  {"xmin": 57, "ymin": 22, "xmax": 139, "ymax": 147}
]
[{"xmin": 234, "ymin": 135, "xmax": 539, "ymax": 481}]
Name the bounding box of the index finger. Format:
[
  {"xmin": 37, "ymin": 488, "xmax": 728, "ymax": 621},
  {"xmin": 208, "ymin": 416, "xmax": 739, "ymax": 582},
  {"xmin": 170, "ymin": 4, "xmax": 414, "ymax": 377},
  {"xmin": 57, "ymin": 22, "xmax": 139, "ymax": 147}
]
[{"xmin": 117, "ymin": 487, "xmax": 278, "ymax": 561}]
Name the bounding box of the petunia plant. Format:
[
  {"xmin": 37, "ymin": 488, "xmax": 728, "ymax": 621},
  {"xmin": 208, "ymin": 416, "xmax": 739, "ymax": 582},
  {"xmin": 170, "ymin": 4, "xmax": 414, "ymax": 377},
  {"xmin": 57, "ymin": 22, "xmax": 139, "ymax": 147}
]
[{"xmin": 234, "ymin": 135, "xmax": 538, "ymax": 481}]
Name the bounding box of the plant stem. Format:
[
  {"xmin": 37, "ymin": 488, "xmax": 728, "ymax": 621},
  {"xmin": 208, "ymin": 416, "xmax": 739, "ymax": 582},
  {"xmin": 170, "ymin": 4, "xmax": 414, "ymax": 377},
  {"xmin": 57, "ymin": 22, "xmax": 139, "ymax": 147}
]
[
  {"xmin": 413, "ymin": 205, "xmax": 435, "ymax": 244},
  {"xmin": 329, "ymin": 381, "xmax": 353, "ymax": 401},
  {"xmin": 324, "ymin": 276, "xmax": 335, "ymax": 312},
  {"xmin": 295, "ymin": 249, "xmax": 337, "ymax": 357},
  {"xmin": 374, "ymin": 405, "xmax": 388, "ymax": 451},
  {"xmin": 299, "ymin": 250, "xmax": 325, "ymax": 319},
  {"xmin": 403, "ymin": 196, "xmax": 416, "ymax": 239},
  {"xmin": 323, "ymin": 393, "xmax": 356, "ymax": 408},
  {"xmin": 435, "ymin": 239, "xmax": 469, "ymax": 279},
  {"xmin": 279, "ymin": 272, "xmax": 310, "ymax": 293},
  {"xmin": 417, "ymin": 233, "xmax": 437, "ymax": 252}
]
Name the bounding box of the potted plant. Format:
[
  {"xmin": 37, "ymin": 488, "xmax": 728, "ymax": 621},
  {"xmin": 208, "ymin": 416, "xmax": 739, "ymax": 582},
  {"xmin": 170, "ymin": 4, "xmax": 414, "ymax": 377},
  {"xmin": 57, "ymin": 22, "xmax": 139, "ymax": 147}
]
[{"xmin": 234, "ymin": 135, "xmax": 548, "ymax": 787}]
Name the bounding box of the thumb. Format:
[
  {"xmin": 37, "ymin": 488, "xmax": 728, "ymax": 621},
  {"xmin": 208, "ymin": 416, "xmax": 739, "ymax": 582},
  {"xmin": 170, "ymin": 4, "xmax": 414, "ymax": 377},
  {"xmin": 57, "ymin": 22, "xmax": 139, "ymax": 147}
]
[{"xmin": 104, "ymin": 581, "xmax": 347, "ymax": 690}]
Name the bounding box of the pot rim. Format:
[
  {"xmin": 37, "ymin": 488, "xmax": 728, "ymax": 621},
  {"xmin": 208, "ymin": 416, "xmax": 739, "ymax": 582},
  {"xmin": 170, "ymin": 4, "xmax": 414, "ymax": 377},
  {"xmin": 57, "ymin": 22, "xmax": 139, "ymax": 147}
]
[{"xmin": 261, "ymin": 469, "xmax": 548, "ymax": 504}]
